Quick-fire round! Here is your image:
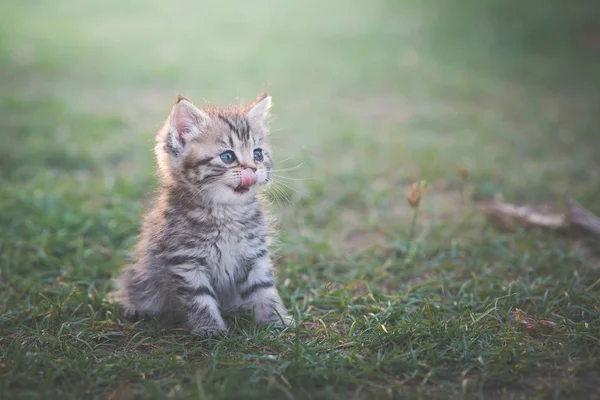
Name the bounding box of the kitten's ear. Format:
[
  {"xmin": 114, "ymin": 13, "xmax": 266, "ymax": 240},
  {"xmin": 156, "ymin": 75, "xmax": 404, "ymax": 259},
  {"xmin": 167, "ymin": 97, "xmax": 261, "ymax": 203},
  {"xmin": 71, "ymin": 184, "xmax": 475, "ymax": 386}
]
[
  {"xmin": 247, "ymin": 92, "xmax": 272, "ymax": 131},
  {"xmin": 167, "ymin": 96, "xmax": 210, "ymax": 155}
]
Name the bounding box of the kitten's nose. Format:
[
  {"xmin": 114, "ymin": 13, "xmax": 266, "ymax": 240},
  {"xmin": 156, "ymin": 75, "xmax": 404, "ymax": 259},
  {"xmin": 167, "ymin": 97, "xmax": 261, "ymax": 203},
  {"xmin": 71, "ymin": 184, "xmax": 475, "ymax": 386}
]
[{"xmin": 240, "ymin": 168, "xmax": 257, "ymax": 188}]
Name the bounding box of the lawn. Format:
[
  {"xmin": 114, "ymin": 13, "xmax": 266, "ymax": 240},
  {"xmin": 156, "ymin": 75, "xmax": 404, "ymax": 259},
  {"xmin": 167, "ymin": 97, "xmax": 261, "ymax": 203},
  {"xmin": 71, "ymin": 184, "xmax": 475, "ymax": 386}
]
[{"xmin": 1, "ymin": 0, "xmax": 600, "ymax": 398}]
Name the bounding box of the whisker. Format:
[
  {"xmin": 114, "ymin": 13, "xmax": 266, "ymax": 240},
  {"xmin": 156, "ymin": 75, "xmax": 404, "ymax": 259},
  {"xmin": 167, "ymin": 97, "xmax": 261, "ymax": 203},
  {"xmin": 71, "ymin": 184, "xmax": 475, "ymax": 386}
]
[
  {"xmin": 276, "ymin": 156, "xmax": 293, "ymax": 164},
  {"xmin": 271, "ymin": 163, "xmax": 305, "ymax": 173},
  {"xmin": 268, "ymin": 125, "xmax": 293, "ymax": 136},
  {"xmin": 272, "ymin": 182, "xmax": 293, "ymax": 203},
  {"xmin": 266, "ymin": 183, "xmax": 292, "ymax": 205},
  {"xmin": 273, "ymin": 180, "xmax": 294, "ymax": 201},
  {"xmin": 271, "ymin": 174, "xmax": 313, "ymax": 182},
  {"xmin": 272, "ymin": 180, "xmax": 307, "ymax": 198}
]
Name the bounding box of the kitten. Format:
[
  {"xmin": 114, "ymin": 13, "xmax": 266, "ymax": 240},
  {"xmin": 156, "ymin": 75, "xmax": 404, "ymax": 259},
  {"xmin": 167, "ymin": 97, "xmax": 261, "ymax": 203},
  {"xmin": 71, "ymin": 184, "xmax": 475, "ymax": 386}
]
[{"xmin": 117, "ymin": 92, "xmax": 291, "ymax": 337}]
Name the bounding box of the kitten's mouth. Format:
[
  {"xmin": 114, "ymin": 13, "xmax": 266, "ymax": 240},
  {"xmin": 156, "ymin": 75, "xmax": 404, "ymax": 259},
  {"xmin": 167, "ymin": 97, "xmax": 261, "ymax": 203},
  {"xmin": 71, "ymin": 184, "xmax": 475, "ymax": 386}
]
[
  {"xmin": 232, "ymin": 168, "xmax": 257, "ymax": 194},
  {"xmin": 233, "ymin": 186, "xmax": 250, "ymax": 194}
]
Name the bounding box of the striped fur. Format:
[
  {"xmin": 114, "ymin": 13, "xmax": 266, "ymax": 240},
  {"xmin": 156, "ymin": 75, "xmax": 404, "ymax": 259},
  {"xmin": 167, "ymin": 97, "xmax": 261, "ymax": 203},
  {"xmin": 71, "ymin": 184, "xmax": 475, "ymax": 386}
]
[{"xmin": 117, "ymin": 93, "xmax": 291, "ymax": 336}]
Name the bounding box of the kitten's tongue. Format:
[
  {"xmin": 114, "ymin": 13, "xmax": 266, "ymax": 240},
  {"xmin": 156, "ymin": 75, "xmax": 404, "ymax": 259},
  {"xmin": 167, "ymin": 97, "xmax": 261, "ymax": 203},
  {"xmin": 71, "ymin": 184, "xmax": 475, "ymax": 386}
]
[{"xmin": 239, "ymin": 168, "xmax": 257, "ymax": 189}]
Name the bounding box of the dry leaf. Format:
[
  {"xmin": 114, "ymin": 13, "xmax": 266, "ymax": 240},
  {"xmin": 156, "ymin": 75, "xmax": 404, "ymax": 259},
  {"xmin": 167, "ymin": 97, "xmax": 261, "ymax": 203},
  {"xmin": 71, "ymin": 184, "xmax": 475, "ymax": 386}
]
[
  {"xmin": 478, "ymin": 196, "xmax": 600, "ymax": 238},
  {"xmin": 513, "ymin": 308, "xmax": 538, "ymax": 331},
  {"xmin": 513, "ymin": 308, "xmax": 528, "ymax": 321},
  {"xmin": 512, "ymin": 308, "xmax": 558, "ymax": 333},
  {"xmin": 538, "ymin": 320, "xmax": 558, "ymax": 329},
  {"xmin": 477, "ymin": 197, "xmax": 565, "ymax": 231}
]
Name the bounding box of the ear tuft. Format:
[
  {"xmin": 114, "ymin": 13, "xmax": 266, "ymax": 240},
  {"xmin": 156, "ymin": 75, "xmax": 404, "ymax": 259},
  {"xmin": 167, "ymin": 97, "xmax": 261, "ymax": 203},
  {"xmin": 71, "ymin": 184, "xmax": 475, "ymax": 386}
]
[
  {"xmin": 176, "ymin": 93, "xmax": 189, "ymax": 104},
  {"xmin": 247, "ymin": 92, "xmax": 272, "ymax": 128},
  {"xmin": 167, "ymin": 97, "xmax": 210, "ymax": 156}
]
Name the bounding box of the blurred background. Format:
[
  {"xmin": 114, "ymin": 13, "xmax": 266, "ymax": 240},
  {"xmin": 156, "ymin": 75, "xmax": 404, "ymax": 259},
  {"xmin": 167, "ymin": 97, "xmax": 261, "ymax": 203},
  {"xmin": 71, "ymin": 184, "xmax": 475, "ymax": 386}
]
[
  {"xmin": 1, "ymin": 0, "xmax": 600, "ymax": 278},
  {"xmin": 2, "ymin": 1, "xmax": 600, "ymax": 397},
  {"xmin": 2, "ymin": 0, "xmax": 600, "ymax": 251},
  {"xmin": 2, "ymin": 0, "xmax": 600, "ymax": 280}
]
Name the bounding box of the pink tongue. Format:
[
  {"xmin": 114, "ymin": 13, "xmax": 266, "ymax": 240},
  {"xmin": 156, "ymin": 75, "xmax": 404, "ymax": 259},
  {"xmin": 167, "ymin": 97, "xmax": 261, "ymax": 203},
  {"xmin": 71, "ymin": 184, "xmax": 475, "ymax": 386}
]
[{"xmin": 240, "ymin": 168, "xmax": 257, "ymax": 188}]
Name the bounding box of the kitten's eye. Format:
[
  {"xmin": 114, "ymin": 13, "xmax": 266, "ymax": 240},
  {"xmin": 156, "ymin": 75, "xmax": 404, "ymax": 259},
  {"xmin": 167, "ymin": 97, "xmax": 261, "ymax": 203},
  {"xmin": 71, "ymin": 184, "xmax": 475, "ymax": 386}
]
[
  {"xmin": 220, "ymin": 151, "xmax": 236, "ymax": 164},
  {"xmin": 253, "ymin": 149, "xmax": 264, "ymax": 162}
]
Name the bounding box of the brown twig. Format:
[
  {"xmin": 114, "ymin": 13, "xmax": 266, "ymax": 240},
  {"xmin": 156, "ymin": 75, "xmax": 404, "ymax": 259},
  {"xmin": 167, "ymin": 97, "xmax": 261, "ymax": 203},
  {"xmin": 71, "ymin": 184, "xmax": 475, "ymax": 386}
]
[
  {"xmin": 567, "ymin": 198, "xmax": 600, "ymax": 237},
  {"xmin": 478, "ymin": 196, "xmax": 600, "ymax": 238}
]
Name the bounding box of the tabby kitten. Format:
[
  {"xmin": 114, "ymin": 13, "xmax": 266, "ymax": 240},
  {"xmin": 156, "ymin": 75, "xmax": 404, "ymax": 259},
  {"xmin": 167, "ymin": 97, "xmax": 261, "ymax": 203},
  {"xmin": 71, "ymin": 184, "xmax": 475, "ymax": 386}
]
[{"xmin": 117, "ymin": 92, "xmax": 291, "ymax": 337}]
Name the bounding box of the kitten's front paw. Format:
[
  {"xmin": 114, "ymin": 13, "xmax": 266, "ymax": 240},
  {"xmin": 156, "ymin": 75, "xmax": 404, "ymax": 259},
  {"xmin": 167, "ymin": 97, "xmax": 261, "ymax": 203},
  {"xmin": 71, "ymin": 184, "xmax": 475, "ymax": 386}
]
[
  {"xmin": 271, "ymin": 313, "xmax": 294, "ymax": 329},
  {"xmin": 124, "ymin": 309, "xmax": 140, "ymax": 322},
  {"xmin": 192, "ymin": 325, "xmax": 228, "ymax": 338}
]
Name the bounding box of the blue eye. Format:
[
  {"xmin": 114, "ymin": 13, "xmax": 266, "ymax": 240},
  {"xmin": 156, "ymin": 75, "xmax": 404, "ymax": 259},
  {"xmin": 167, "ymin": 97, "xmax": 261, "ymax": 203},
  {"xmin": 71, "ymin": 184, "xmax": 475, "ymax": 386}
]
[
  {"xmin": 253, "ymin": 149, "xmax": 264, "ymax": 162},
  {"xmin": 220, "ymin": 151, "xmax": 236, "ymax": 164}
]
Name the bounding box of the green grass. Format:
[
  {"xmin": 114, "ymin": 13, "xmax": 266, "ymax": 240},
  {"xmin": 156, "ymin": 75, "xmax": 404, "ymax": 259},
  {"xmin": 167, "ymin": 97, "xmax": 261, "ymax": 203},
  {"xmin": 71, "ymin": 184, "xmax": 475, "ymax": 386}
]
[{"xmin": 1, "ymin": 0, "xmax": 600, "ymax": 398}]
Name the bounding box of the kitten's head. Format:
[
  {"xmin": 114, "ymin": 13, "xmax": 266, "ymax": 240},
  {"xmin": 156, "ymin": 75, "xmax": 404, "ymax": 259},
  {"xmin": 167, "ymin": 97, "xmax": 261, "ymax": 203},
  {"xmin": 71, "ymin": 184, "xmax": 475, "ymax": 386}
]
[{"xmin": 156, "ymin": 92, "xmax": 273, "ymax": 205}]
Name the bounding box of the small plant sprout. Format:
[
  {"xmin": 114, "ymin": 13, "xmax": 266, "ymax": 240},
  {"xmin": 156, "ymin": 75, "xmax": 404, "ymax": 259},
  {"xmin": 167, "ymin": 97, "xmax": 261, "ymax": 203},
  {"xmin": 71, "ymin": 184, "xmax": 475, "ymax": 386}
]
[
  {"xmin": 405, "ymin": 180, "xmax": 429, "ymax": 260},
  {"xmin": 457, "ymin": 167, "xmax": 471, "ymax": 207}
]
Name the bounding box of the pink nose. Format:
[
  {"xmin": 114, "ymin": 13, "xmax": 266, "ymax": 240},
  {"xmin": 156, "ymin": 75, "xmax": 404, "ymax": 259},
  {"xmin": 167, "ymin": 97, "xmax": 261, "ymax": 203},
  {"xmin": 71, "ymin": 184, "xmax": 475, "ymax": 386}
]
[{"xmin": 240, "ymin": 168, "xmax": 257, "ymax": 188}]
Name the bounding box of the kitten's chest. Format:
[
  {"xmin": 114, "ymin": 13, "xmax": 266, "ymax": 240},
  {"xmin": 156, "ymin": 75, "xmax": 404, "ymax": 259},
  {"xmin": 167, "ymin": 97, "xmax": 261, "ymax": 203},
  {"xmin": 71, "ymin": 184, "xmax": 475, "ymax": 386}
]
[
  {"xmin": 173, "ymin": 205, "xmax": 265, "ymax": 287},
  {"xmin": 208, "ymin": 226, "xmax": 253, "ymax": 286}
]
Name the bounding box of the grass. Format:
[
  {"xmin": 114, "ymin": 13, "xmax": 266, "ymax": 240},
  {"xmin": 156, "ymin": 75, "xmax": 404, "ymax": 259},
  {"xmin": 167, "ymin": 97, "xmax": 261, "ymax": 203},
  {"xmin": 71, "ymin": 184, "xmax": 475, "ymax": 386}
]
[{"xmin": 1, "ymin": 0, "xmax": 600, "ymax": 398}]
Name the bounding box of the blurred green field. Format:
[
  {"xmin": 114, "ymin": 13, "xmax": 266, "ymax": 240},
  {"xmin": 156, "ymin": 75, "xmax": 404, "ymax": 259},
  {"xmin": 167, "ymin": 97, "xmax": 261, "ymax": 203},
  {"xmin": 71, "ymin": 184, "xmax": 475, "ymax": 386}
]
[{"xmin": 1, "ymin": 1, "xmax": 600, "ymax": 399}]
